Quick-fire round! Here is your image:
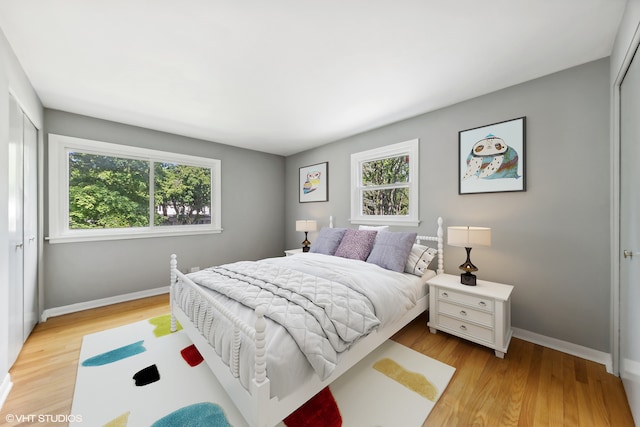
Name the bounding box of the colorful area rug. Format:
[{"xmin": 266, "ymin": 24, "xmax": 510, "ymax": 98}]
[{"xmin": 71, "ymin": 315, "xmax": 455, "ymax": 426}]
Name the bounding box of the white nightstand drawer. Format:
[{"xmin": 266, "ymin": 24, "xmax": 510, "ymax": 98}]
[
  {"xmin": 428, "ymin": 274, "xmax": 513, "ymax": 358},
  {"xmin": 437, "ymin": 314, "xmax": 494, "ymax": 344},
  {"xmin": 438, "ymin": 301, "xmax": 493, "ymax": 327},
  {"xmin": 438, "ymin": 288, "xmax": 494, "ymax": 312}
]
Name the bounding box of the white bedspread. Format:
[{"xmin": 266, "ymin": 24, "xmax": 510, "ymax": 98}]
[{"xmin": 175, "ymin": 253, "xmax": 428, "ymax": 398}]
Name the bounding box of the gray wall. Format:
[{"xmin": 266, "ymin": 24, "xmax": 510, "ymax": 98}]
[
  {"xmin": 285, "ymin": 58, "xmax": 611, "ymax": 352},
  {"xmin": 43, "ymin": 110, "xmax": 286, "ymax": 308}
]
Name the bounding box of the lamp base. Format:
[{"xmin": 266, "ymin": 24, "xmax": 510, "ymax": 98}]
[
  {"xmin": 302, "ymin": 232, "xmax": 311, "ymax": 252},
  {"xmin": 460, "ymin": 272, "xmax": 477, "ymax": 286}
]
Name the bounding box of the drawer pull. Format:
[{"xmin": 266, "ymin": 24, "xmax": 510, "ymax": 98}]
[
  {"xmin": 459, "ymin": 325, "xmax": 467, "ymax": 331},
  {"xmin": 478, "ymin": 301, "xmax": 487, "ymax": 307},
  {"xmin": 460, "ymin": 310, "xmax": 467, "ymax": 316},
  {"xmin": 442, "ymin": 292, "xmax": 449, "ymax": 298}
]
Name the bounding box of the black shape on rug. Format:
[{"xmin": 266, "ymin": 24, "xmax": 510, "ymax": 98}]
[{"xmin": 133, "ymin": 364, "xmax": 160, "ymax": 386}]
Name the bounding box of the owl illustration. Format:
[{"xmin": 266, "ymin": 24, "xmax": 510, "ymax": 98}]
[
  {"xmin": 462, "ymin": 134, "xmax": 520, "ymax": 180},
  {"xmin": 303, "ymin": 170, "xmax": 321, "ymax": 194}
]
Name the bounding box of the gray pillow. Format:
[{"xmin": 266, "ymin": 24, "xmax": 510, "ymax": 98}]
[
  {"xmin": 310, "ymin": 227, "xmax": 347, "ymax": 255},
  {"xmin": 366, "ymin": 231, "xmax": 417, "ymax": 272}
]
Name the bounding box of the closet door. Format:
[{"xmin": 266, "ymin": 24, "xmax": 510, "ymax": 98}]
[
  {"xmin": 7, "ymin": 94, "xmax": 39, "ymax": 366},
  {"xmin": 22, "ymin": 116, "xmax": 38, "ymax": 340},
  {"xmin": 620, "ymin": 45, "xmax": 640, "ymax": 422},
  {"xmin": 8, "ymin": 95, "xmax": 24, "ymax": 367}
]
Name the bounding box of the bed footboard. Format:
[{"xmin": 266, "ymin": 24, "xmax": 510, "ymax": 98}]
[{"xmin": 170, "ymin": 254, "xmax": 270, "ymax": 426}]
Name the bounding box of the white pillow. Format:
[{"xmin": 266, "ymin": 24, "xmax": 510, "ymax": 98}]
[
  {"xmin": 358, "ymin": 225, "xmax": 390, "ymax": 231},
  {"xmin": 405, "ymin": 244, "xmax": 438, "ymax": 276}
]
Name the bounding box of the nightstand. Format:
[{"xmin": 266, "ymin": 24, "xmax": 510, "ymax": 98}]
[
  {"xmin": 284, "ymin": 248, "xmax": 304, "ymax": 256},
  {"xmin": 427, "ymin": 273, "xmax": 513, "ymax": 358}
]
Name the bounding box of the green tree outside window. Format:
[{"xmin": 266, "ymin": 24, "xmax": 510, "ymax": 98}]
[{"xmin": 68, "ymin": 152, "xmax": 212, "ymax": 229}]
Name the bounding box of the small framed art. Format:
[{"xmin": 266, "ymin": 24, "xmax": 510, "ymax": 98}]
[
  {"xmin": 458, "ymin": 116, "xmax": 526, "ymax": 194},
  {"xmin": 299, "ymin": 162, "xmax": 328, "ymax": 203}
]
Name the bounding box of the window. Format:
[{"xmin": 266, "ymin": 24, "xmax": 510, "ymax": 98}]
[
  {"xmin": 350, "ymin": 139, "xmax": 419, "ymax": 226},
  {"xmin": 48, "ymin": 134, "xmax": 221, "ymax": 243}
]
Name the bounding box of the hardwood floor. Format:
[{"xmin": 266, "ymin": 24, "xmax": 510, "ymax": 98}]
[
  {"xmin": 1, "ymin": 294, "xmax": 634, "ymax": 426},
  {"xmin": 393, "ymin": 316, "xmax": 635, "ymax": 427}
]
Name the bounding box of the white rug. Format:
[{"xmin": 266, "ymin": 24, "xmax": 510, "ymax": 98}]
[{"xmin": 71, "ymin": 315, "xmax": 455, "ymax": 426}]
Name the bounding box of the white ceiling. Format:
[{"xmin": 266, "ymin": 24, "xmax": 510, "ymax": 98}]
[{"xmin": 0, "ymin": 1, "xmax": 627, "ymax": 156}]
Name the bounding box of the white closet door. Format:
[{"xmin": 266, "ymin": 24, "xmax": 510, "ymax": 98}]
[
  {"xmin": 620, "ymin": 46, "xmax": 640, "ymax": 423},
  {"xmin": 22, "ymin": 116, "xmax": 38, "ymax": 340},
  {"xmin": 8, "ymin": 95, "xmax": 24, "ymax": 367},
  {"xmin": 7, "ymin": 94, "xmax": 39, "ymax": 366}
]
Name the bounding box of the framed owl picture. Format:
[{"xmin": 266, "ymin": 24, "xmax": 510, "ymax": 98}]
[
  {"xmin": 458, "ymin": 117, "xmax": 526, "ymax": 195},
  {"xmin": 299, "ymin": 162, "xmax": 329, "ymax": 202}
]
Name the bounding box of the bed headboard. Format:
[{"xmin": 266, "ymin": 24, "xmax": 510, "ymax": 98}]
[
  {"xmin": 328, "ymin": 216, "xmax": 444, "ymax": 275},
  {"xmin": 416, "ymin": 217, "xmax": 444, "ymax": 275}
]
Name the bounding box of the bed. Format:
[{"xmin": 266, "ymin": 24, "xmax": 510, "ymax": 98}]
[{"xmin": 170, "ymin": 217, "xmax": 444, "ymax": 427}]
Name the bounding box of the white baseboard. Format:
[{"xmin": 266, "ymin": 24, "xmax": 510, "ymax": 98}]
[
  {"xmin": 0, "ymin": 373, "xmax": 13, "ymax": 411},
  {"xmin": 512, "ymin": 327, "xmax": 613, "ymax": 374},
  {"xmin": 39, "ymin": 293, "xmax": 614, "ymax": 375},
  {"xmin": 41, "ymin": 286, "xmax": 169, "ymax": 322}
]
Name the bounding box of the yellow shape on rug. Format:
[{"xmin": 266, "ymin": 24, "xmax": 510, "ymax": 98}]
[
  {"xmin": 102, "ymin": 411, "xmax": 129, "ymax": 427},
  {"xmin": 148, "ymin": 314, "xmax": 182, "ymax": 338},
  {"xmin": 373, "ymin": 357, "xmax": 438, "ymax": 401}
]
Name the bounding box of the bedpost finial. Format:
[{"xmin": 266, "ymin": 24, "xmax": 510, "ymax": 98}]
[{"xmin": 255, "ymin": 305, "xmax": 267, "ymax": 318}]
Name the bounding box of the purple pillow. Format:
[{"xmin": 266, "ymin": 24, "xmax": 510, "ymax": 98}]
[
  {"xmin": 334, "ymin": 229, "xmax": 378, "ymax": 261},
  {"xmin": 366, "ymin": 231, "xmax": 417, "ymax": 272},
  {"xmin": 310, "ymin": 228, "xmax": 347, "ymax": 255}
]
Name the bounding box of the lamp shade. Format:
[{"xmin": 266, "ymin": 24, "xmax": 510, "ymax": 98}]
[
  {"xmin": 296, "ymin": 220, "xmax": 317, "ymax": 232},
  {"xmin": 447, "ymin": 226, "xmax": 491, "ymax": 248}
]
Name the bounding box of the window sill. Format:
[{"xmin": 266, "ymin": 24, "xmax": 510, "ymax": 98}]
[
  {"xmin": 349, "ymin": 218, "xmax": 420, "ymax": 227},
  {"xmin": 46, "ymin": 227, "xmax": 223, "ymax": 244}
]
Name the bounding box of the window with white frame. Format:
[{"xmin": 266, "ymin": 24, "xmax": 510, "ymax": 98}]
[
  {"xmin": 350, "ymin": 139, "xmax": 419, "ymax": 226},
  {"xmin": 48, "ymin": 134, "xmax": 221, "ymax": 243}
]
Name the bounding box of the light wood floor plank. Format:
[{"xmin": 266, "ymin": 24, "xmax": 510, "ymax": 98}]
[
  {"xmin": 498, "ymin": 337, "xmax": 531, "ymax": 426},
  {"xmin": 562, "ymin": 352, "xmax": 581, "ymax": 427},
  {"xmin": 0, "ymin": 295, "xmax": 635, "ymax": 427}
]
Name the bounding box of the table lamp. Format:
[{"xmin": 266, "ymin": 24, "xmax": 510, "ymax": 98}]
[
  {"xmin": 447, "ymin": 226, "xmax": 491, "ymax": 286},
  {"xmin": 296, "ymin": 220, "xmax": 317, "ymax": 252}
]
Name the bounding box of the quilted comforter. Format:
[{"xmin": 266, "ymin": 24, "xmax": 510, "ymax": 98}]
[
  {"xmin": 177, "ymin": 253, "xmax": 426, "ymax": 397},
  {"xmin": 192, "ymin": 261, "xmax": 380, "ymax": 379}
]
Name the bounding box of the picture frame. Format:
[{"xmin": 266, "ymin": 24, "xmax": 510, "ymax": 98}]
[
  {"xmin": 299, "ymin": 162, "xmax": 329, "ymax": 203},
  {"xmin": 458, "ymin": 117, "xmax": 526, "ymax": 194}
]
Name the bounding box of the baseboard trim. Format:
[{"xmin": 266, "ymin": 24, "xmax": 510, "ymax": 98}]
[
  {"xmin": 39, "ymin": 293, "xmax": 614, "ymax": 374},
  {"xmin": 512, "ymin": 327, "xmax": 613, "ymax": 374},
  {"xmin": 41, "ymin": 286, "xmax": 169, "ymax": 322},
  {"xmin": 0, "ymin": 373, "xmax": 13, "ymax": 411}
]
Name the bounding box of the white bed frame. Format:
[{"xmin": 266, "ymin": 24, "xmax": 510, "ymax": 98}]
[{"xmin": 170, "ymin": 217, "xmax": 444, "ymax": 427}]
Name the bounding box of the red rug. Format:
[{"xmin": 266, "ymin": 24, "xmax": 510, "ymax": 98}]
[{"xmin": 283, "ymin": 387, "xmax": 342, "ymax": 427}]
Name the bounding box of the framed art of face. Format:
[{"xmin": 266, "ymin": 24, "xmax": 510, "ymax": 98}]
[{"xmin": 459, "ymin": 117, "xmax": 526, "ymax": 195}]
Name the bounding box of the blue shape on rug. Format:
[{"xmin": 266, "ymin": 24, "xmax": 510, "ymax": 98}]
[
  {"xmin": 151, "ymin": 402, "xmax": 231, "ymax": 427},
  {"xmin": 81, "ymin": 340, "xmax": 146, "ymax": 367},
  {"xmin": 133, "ymin": 364, "xmax": 160, "ymax": 386}
]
